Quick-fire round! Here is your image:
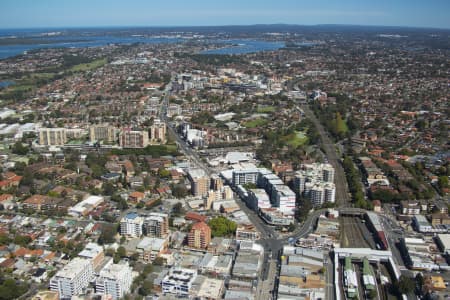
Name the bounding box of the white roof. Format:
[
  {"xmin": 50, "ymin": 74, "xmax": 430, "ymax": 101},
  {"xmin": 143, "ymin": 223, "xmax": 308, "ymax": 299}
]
[
  {"xmin": 54, "ymin": 258, "xmax": 91, "ymax": 279},
  {"xmin": 438, "ymin": 234, "xmax": 450, "ymax": 250},
  {"xmin": 137, "ymin": 237, "xmax": 166, "ymax": 251}
]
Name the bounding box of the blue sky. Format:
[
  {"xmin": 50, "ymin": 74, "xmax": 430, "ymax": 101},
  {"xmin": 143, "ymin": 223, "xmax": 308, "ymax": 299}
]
[{"xmin": 0, "ymin": 0, "xmax": 449, "ymax": 29}]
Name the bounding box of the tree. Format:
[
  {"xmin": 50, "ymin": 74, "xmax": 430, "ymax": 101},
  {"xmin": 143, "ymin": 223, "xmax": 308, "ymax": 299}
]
[
  {"xmin": 172, "ymin": 185, "xmax": 188, "ymax": 199},
  {"xmin": 172, "ymin": 202, "xmax": 184, "ymax": 216},
  {"xmin": 438, "ymin": 176, "xmax": 449, "ymax": 190},
  {"xmin": 98, "ymin": 225, "xmax": 117, "ymax": 245},
  {"xmin": 117, "ymin": 246, "xmax": 127, "ymax": 258},
  {"xmin": 11, "ymin": 141, "xmax": 29, "ymax": 155},
  {"xmin": 208, "ymin": 216, "xmax": 237, "ymax": 237},
  {"xmin": 153, "ymin": 257, "xmax": 165, "ymax": 266},
  {"xmin": 396, "ymin": 275, "xmax": 415, "ymax": 295},
  {"xmin": 158, "ymin": 168, "xmax": 170, "ymax": 179},
  {"xmin": 287, "ymin": 223, "xmax": 296, "ymax": 232},
  {"xmin": 368, "ymin": 289, "xmax": 377, "ymax": 299},
  {"xmin": 138, "ymin": 280, "xmax": 153, "ymax": 296},
  {"xmin": 0, "ymin": 278, "xmax": 28, "ymax": 300},
  {"xmin": 242, "ymin": 183, "xmax": 257, "ymax": 190}
]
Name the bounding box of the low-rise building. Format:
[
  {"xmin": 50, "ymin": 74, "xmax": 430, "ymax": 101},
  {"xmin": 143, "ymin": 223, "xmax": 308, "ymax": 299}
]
[
  {"xmin": 236, "ymin": 225, "xmax": 261, "ymax": 242},
  {"xmin": 161, "ymin": 268, "xmax": 198, "ymax": 297},
  {"xmin": 136, "ymin": 237, "xmax": 168, "ymax": 262}
]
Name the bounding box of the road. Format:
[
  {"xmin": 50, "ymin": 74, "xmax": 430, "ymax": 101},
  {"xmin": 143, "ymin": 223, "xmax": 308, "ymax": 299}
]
[
  {"xmin": 300, "ymin": 105, "xmax": 351, "ymax": 207},
  {"xmin": 160, "ymin": 83, "xmax": 212, "ymax": 176},
  {"xmin": 159, "ymin": 84, "xmax": 356, "ymax": 300}
]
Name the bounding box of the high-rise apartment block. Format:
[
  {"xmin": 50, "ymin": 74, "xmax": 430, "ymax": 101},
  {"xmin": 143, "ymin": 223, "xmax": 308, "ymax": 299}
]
[
  {"xmin": 149, "ymin": 119, "xmax": 166, "ymax": 143},
  {"xmin": 119, "ymin": 128, "xmax": 149, "ymax": 148},
  {"xmin": 143, "ymin": 212, "xmax": 169, "ymax": 238},
  {"xmin": 89, "ymin": 125, "xmax": 117, "ymax": 143},
  {"xmin": 188, "ymin": 168, "xmax": 209, "ymax": 197},
  {"xmin": 294, "ymin": 163, "xmax": 336, "ymax": 207},
  {"xmin": 188, "ymin": 222, "xmax": 211, "ymax": 249},
  {"xmin": 96, "ymin": 261, "xmax": 133, "ymax": 300},
  {"xmin": 39, "ymin": 128, "xmax": 67, "ymax": 146},
  {"xmin": 120, "ymin": 212, "xmax": 143, "ymax": 237},
  {"xmin": 49, "ymin": 258, "xmax": 94, "ymax": 299}
]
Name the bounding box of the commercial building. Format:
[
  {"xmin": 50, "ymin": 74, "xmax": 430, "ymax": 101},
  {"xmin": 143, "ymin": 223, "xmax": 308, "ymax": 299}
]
[
  {"xmin": 119, "ymin": 128, "xmax": 149, "ymax": 148},
  {"xmin": 436, "ymin": 234, "xmax": 450, "ymax": 254},
  {"xmin": 68, "ymin": 195, "xmax": 104, "ymax": 218},
  {"xmin": 236, "ymin": 225, "xmax": 261, "ymax": 241},
  {"xmin": 96, "ymin": 261, "xmax": 133, "ymax": 300},
  {"xmin": 271, "ymin": 184, "xmax": 296, "ymax": 214},
  {"xmin": 89, "ymin": 125, "xmax": 117, "ymax": 143},
  {"xmin": 120, "ymin": 212, "xmax": 144, "ymax": 237},
  {"xmin": 188, "ymin": 222, "xmax": 211, "ymax": 249},
  {"xmin": 197, "ymin": 278, "xmax": 225, "ymax": 299},
  {"xmin": 232, "ymin": 169, "xmax": 259, "ymax": 186},
  {"xmin": 260, "ymin": 208, "xmax": 294, "ymax": 226},
  {"xmin": 246, "ymin": 189, "xmax": 271, "ymax": 211},
  {"xmin": 413, "ymin": 215, "xmax": 433, "ymax": 233},
  {"xmin": 232, "ymin": 242, "xmax": 264, "ymax": 280},
  {"xmin": 161, "ymin": 268, "xmax": 198, "ymax": 297},
  {"xmin": 231, "ymin": 166, "xmax": 297, "ymax": 215},
  {"xmin": 188, "ymin": 169, "xmax": 209, "ymax": 197},
  {"xmin": 49, "ymin": 258, "xmax": 94, "ymax": 299},
  {"xmin": 143, "ymin": 213, "xmax": 169, "ymax": 238},
  {"xmin": 39, "ymin": 128, "xmax": 67, "ymax": 146}
]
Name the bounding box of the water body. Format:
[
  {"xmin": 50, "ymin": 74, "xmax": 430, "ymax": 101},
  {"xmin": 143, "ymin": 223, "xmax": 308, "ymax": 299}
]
[
  {"xmin": 0, "ymin": 35, "xmax": 183, "ymax": 59},
  {"xmin": 200, "ymin": 39, "xmax": 285, "ymax": 55},
  {"xmin": 0, "ymin": 29, "xmax": 288, "ymax": 59},
  {"xmin": 0, "ymin": 80, "xmax": 15, "ymax": 88}
]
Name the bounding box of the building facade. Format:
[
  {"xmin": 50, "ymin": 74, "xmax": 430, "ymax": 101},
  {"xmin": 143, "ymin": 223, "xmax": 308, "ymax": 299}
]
[
  {"xmin": 188, "ymin": 222, "xmax": 211, "ymax": 249},
  {"xmin": 143, "ymin": 213, "xmax": 169, "ymax": 238},
  {"xmin": 96, "ymin": 261, "xmax": 133, "ymax": 300},
  {"xmin": 120, "ymin": 212, "xmax": 144, "ymax": 237},
  {"xmin": 39, "ymin": 128, "xmax": 67, "ymax": 146},
  {"xmin": 119, "ymin": 129, "xmax": 149, "ymax": 148},
  {"xmin": 89, "ymin": 125, "xmax": 117, "ymax": 143},
  {"xmin": 49, "ymin": 258, "xmax": 94, "ymax": 299},
  {"xmin": 188, "ymin": 169, "xmax": 209, "ymax": 197}
]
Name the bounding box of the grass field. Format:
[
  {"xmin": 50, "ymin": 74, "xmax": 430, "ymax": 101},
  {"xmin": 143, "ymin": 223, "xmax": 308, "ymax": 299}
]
[
  {"xmin": 257, "ymin": 106, "xmax": 276, "ymax": 113},
  {"xmin": 243, "ymin": 118, "xmax": 269, "ymax": 128},
  {"xmin": 70, "ymin": 58, "xmax": 107, "ymax": 72},
  {"xmin": 284, "ymin": 131, "xmax": 309, "ymax": 147}
]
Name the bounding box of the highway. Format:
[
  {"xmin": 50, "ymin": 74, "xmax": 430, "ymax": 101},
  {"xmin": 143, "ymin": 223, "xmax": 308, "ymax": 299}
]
[{"xmin": 300, "ymin": 105, "xmax": 352, "ymax": 207}]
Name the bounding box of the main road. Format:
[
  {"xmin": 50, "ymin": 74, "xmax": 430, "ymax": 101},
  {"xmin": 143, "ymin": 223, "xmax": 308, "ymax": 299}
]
[
  {"xmin": 160, "ymin": 83, "xmax": 355, "ymax": 300},
  {"xmin": 300, "ymin": 105, "xmax": 352, "ymax": 207}
]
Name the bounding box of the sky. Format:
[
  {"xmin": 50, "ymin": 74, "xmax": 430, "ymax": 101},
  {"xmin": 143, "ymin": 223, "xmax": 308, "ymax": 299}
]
[{"xmin": 0, "ymin": 0, "xmax": 449, "ymax": 29}]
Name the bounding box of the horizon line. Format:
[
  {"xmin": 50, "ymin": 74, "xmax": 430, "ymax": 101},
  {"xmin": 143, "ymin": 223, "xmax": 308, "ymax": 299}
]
[{"xmin": 1, "ymin": 23, "xmax": 450, "ymax": 31}]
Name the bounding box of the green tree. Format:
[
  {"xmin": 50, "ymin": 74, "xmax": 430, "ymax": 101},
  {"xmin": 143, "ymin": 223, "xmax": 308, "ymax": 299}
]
[
  {"xmin": 158, "ymin": 168, "xmax": 170, "ymax": 179},
  {"xmin": 396, "ymin": 275, "xmax": 415, "ymax": 295},
  {"xmin": 153, "ymin": 257, "xmax": 165, "ymax": 266},
  {"xmin": 172, "ymin": 185, "xmax": 188, "ymax": 199},
  {"xmin": 98, "ymin": 225, "xmax": 117, "ymax": 245},
  {"xmin": 11, "ymin": 141, "xmax": 29, "ymax": 155},
  {"xmin": 208, "ymin": 216, "xmax": 237, "ymax": 237},
  {"xmin": 117, "ymin": 246, "xmax": 127, "ymax": 258},
  {"xmin": 138, "ymin": 280, "xmax": 153, "ymax": 296},
  {"xmin": 438, "ymin": 176, "xmax": 449, "ymax": 190}
]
